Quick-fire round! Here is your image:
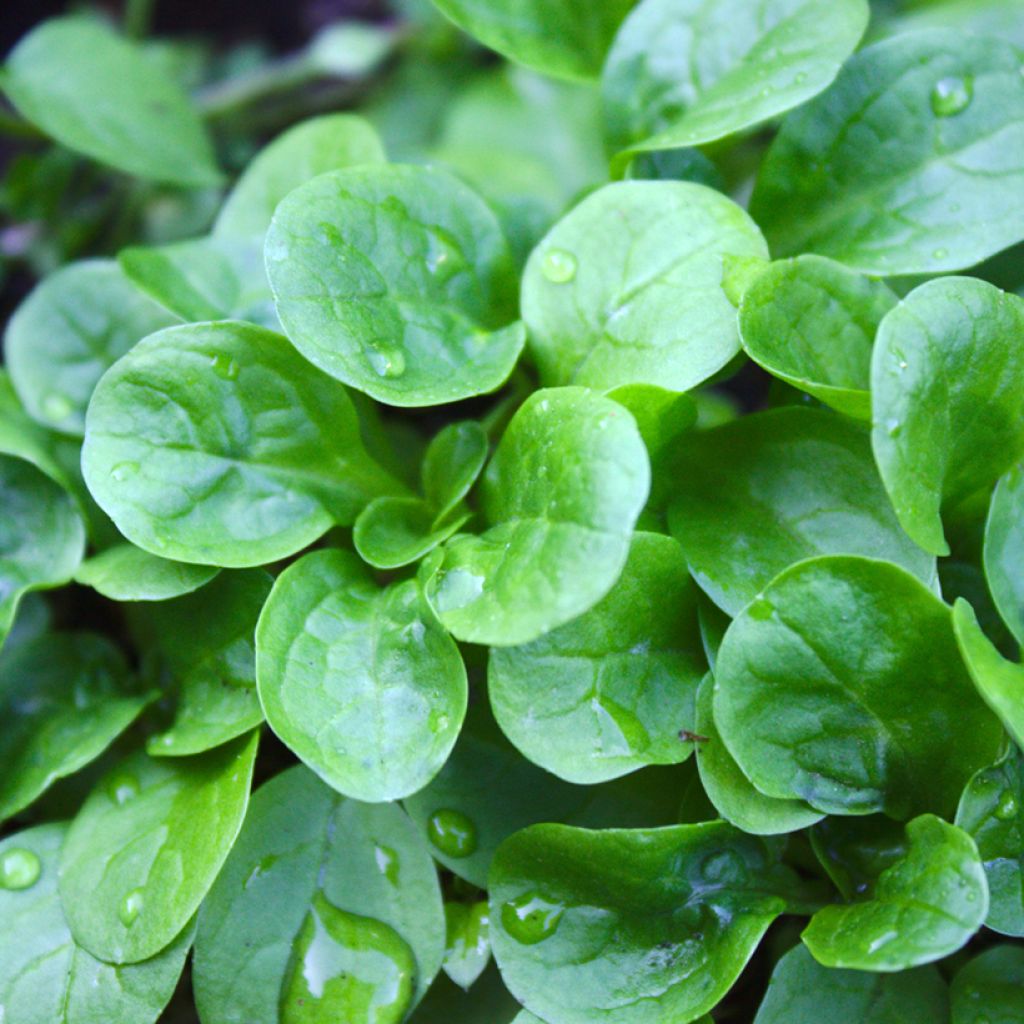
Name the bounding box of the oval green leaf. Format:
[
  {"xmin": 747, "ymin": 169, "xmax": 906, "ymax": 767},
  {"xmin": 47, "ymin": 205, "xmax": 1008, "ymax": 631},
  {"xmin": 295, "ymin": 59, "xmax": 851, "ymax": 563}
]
[
  {"xmin": 74, "ymin": 543, "xmax": 219, "ymax": 602},
  {"xmin": 82, "ymin": 320, "xmax": 402, "ymax": 567},
  {"xmin": 193, "ymin": 765, "xmax": 445, "ymax": 1022},
  {"xmin": 872, "ymin": 278, "xmax": 1024, "ymax": 556},
  {"xmin": 423, "ymin": 387, "xmax": 649, "ymax": 646},
  {"xmin": 266, "ymin": 164, "xmax": 524, "ymax": 407},
  {"xmin": 58, "ymin": 732, "xmax": 258, "ymax": 963},
  {"xmin": 522, "ymin": 181, "xmax": 767, "ymax": 392},
  {"xmin": 422, "ymin": 420, "xmax": 488, "ymax": 520},
  {"xmin": 443, "ymin": 901, "xmax": 491, "ymax": 991},
  {"xmin": 667, "ymin": 407, "xmax": 936, "ymax": 616},
  {"xmin": 751, "ymin": 30, "xmax": 1024, "ymax": 275},
  {"xmin": 714, "ymin": 556, "xmax": 1003, "ymax": 818},
  {"xmin": 354, "ymin": 497, "xmax": 468, "ymax": 570},
  {"xmin": 257, "ymin": 549, "xmax": 467, "ymax": 802},
  {"xmin": 984, "ymin": 464, "xmax": 1024, "ymax": 646},
  {"xmin": 488, "ymin": 532, "xmax": 705, "ymax": 783},
  {"xmin": 2, "ymin": 17, "xmax": 220, "ymax": 187}
]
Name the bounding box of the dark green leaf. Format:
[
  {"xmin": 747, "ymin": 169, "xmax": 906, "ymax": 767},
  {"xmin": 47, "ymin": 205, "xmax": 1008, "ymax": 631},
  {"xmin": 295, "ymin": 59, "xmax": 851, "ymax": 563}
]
[{"xmin": 951, "ymin": 945, "xmax": 1024, "ymax": 1024}]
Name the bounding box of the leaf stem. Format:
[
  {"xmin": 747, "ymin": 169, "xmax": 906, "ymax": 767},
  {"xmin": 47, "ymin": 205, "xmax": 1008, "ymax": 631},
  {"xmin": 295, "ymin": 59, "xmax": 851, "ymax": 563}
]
[{"xmin": 123, "ymin": 0, "xmax": 157, "ymax": 40}]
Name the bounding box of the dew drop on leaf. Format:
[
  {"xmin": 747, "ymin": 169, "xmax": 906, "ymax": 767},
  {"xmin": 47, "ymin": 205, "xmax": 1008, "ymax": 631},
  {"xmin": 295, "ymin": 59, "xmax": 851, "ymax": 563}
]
[
  {"xmin": 42, "ymin": 392, "xmax": 72, "ymax": 421},
  {"xmin": 119, "ymin": 887, "xmax": 145, "ymax": 926},
  {"xmin": 110, "ymin": 461, "xmax": 140, "ymax": 482},
  {"xmin": 374, "ymin": 845, "xmax": 401, "ymax": 886},
  {"xmin": 747, "ymin": 597, "xmax": 775, "ymax": 621},
  {"xmin": 885, "ymin": 418, "xmax": 901, "ymax": 438},
  {"xmin": 279, "ymin": 893, "xmax": 415, "ymax": 1024},
  {"xmin": 426, "ymin": 808, "xmax": 478, "ymax": 859},
  {"xmin": 365, "ymin": 342, "xmax": 407, "ymax": 379},
  {"xmin": 995, "ymin": 791, "xmax": 1018, "ymax": 820},
  {"xmin": 540, "ymin": 249, "xmax": 577, "ymax": 284},
  {"xmin": 930, "ymin": 75, "xmax": 973, "ymax": 117},
  {"xmin": 209, "ymin": 353, "xmax": 241, "ymax": 380},
  {"xmin": 0, "ymin": 847, "xmax": 41, "ymax": 890},
  {"xmin": 500, "ymin": 892, "xmax": 565, "ymax": 945},
  {"xmin": 106, "ymin": 771, "xmax": 140, "ymax": 805}
]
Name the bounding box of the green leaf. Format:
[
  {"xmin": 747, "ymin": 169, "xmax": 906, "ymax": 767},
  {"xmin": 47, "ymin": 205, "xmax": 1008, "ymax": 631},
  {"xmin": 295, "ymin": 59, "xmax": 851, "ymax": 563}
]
[
  {"xmin": 737, "ymin": 255, "xmax": 897, "ymax": 420},
  {"xmin": 193, "ymin": 765, "xmax": 445, "ymax": 1022},
  {"xmin": 57, "ymin": 732, "xmax": 258, "ymax": 963},
  {"xmin": 0, "ymin": 632, "xmax": 148, "ymax": 823},
  {"xmin": 953, "ymin": 599, "xmax": 1024, "ymax": 751},
  {"xmin": 667, "ymin": 408, "xmax": 936, "ymax": 616},
  {"xmin": 82, "ymin": 321, "xmax": 402, "ymax": 567},
  {"xmin": 802, "ymin": 815, "xmax": 987, "ymax": 970},
  {"xmin": 714, "ymin": 555, "xmax": 1003, "ymax": 818},
  {"xmin": 488, "ymin": 532, "xmax": 706, "ymax": 783},
  {"xmin": 422, "ymin": 420, "xmax": 488, "ymax": 520},
  {"xmin": 2, "ymin": 17, "xmax": 220, "ymax": 187},
  {"xmin": 871, "ymin": 278, "xmax": 1024, "ymax": 555},
  {"xmin": 751, "ymin": 30, "xmax": 1024, "ymax": 275},
  {"xmin": 428, "ymin": 0, "xmax": 634, "ymax": 81},
  {"xmin": 753, "ymin": 944, "xmax": 949, "ymax": 1023},
  {"xmin": 410, "ymin": 964, "xmax": 522, "ymax": 1024},
  {"xmin": 74, "ymin": 543, "xmax": 218, "ymax": 602},
  {"xmin": 4, "ymin": 260, "xmax": 175, "ymax": 437},
  {"xmin": 0, "ymin": 823, "xmax": 192, "ymax": 1024},
  {"xmin": 256, "ymin": 549, "xmax": 467, "ymax": 802},
  {"xmin": 0, "ymin": 454, "xmax": 85, "ymax": 648},
  {"xmin": 215, "ymin": 114, "xmax": 387, "ymax": 241},
  {"xmin": 951, "ymin": 945, "xmax": 1024, "ymax": 1024},
  {"xmin": 354, "ymin": 497, "xmax": 469, "ymax": 570},
  {"xmin": 140, "ymin": 570, "xmax": 272, "ymax": 756},
  {"xmin": 695, "ymin": 674, "xmax": 823, "ymax": 836},
  {"xmin": 955, "ymin": 749, "xmax": 1024, "ymax": 938},
  {"xmin": 423, "ymin": 388, "xmax": 649, "ymax": 646},
  {"xmin": 984, "ymin": 464, "xmax": 1024, "ymax": 646},
  {"xmin": 602, "ymin": 0, "xmax": 868, "ymax": 156},
  {"xmin": 521, "ymin": 181, "xmax": 767, "ymax": 392},
  {"xmin": 810, "ymin": 815, "xmax": 907, "ymax": 902},
  {"xmin": 489, "ymin": 821, "xmax": 800, "ymax": 1024},
  {"xmin": 266, "ymin": 164, "xmax": 525, "ymax": 407},
  {"xmin": 443, "ymin": 901, "xmax": 491, "ymax": 990}
]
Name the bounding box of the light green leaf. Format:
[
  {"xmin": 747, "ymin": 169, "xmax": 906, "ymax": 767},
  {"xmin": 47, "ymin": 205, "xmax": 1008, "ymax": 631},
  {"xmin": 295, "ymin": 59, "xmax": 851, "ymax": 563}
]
[
  {"xmin": 0, "ymin": 632, "xmax": 148, "ymax": 823},
  {"xmin": 695, "ymin": 674, "xmax": 823, "ymax": 836},
  {"xmin": 802, "ymin": 815, "xmax": 987, "ymax": 970},
  {"xmin": 266, "ymin": 164, "xmax": 525, "ymax": 407},
  {"xmin": 522, "ymin": 181, "xmax": 767, "ymax": 392},
  {"xmin": 714, "ymin": 556, "xmax": 1003, "ymax": 818},
  {"xmin": 193, "ymin": 765, "xmax": 445, "ymax": 1022},
  {"xmin": 140, "ymin": 570, "xmax": 272, "ymax": 756},
  {"xmin": 423, "ymin": 388, "xmax": 649, "ymax": 646},
  {"xmin": 82, "ymin": 321, "xmax": 403, "ymax": 567},
  {"xmin": 490, "ymin": 822, "xmax": 800, "ymax": 1024},
  {"xmin": 215, "ymin": 114, "xmax": 386, "ymax": 240},
  {"xmin": 2, "ymin": 17, "xmax": 220, "ymax": 186},
  {"xmin": 951, "ymin": 945, "xmax": 1024, "ymax": 1024},
  {"xmin": 886, "ymin": 0, "xmax": 1024, "ymax": 50},
  {"xmin": 58, "ymin": 733, "xmax": 258, "ymax": 963},
  {"xmin": 4, "ymin": 260, "xmax": 175, "ymax": 437},
  {"xmin": 753, "ymin": 944, "xmax": 949, "ymax": 1023},
  {"xmin": 488, "ymin": 532, "xmax": 705, "ymax": 783},
  {"xmin": 667, "ymin": 407, "xmax": 936, "ymax": 616},
  {"xmin": 74, "ymin": 543, "xmax": 218, "ymax": 602},
  {"xmin": 422, "ymin": 420, "xmax": 488, "ymax": 520},
  {"xmin": 354, "ymin": 497, "xmax": 468, "ymax": 570},
  {"xmin": 871, "ymin": 278, "xmax": 1024, "ymax": 555},
  {"xmin": 751, "ymin": 30, "xmax": 1024, "ymax": 275},
  {"xmin": 602, "ymin": 0, "xmax": 868, "ymax": 156},
  {"xmin": 0, "ymin": 823, "xmax": 192, "ymax": 1024},
  {"xmin": 443, "ymin": 901, "xmax": 491, "ymax": 990},
  {"xmin": 984, "ymin": 464, "xmax": 1024, "ymax": 646},
  {"xmin": 428, "ymin": 0, "xmax": 634, "ymax": 81},
  {"xmin": 953, "ymin": 599, "xmax": 1024, "ymax": 750},
  {"xmin": 256, "ymin": 549, "xmax": 467, "ymax": 802},
  {"xmin": 738, "ymin": 255, "xmax": 897, "ymax": 420},
  {"xmin": 955, "ymin": 749, "xmax": 1024, "ymax": 938},
  {"xmin": 0, "ymin": 454, "xmax": 85, "ymax": 648}
]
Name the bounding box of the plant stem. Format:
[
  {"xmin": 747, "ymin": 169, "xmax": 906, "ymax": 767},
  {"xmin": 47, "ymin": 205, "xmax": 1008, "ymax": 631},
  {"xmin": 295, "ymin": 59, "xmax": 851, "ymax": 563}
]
[
  {"xmin": 196, "ymin": 53, "xmax": 319, "ymax": 122},
  {"xmin": 124, "ymin": 0, "xmax": 156, "ymax": 40}
]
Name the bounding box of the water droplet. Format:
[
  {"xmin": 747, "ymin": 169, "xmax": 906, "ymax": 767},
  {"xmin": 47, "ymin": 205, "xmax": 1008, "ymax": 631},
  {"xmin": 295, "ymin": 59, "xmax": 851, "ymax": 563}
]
[
  {"xmin": 427, "ymin": 707, "xmax": 450, "ymax": 734},
  {"xmin": 898, "ymin": 360, "xmax": 908, "ymax": 372},
  {"xmin": 540, "ymin": 249, "xmax": 577, "ymax": 284},
  {"xmin": 995, "ymin": 791, "xmax": 1018, "ymax": 820},
  {"xmin": 374, "ymin": 846, "xmax": 400, "ymax": 886},
  {"xmin": 930, "ymin": 75, "xmax": 973, "ymax": 117},
  {"xmin": 106, "ymin": 772, "xmax": 140, "ymax": 806},
  {"xmin": 431, "ymin": 568, "xmax": 484, "ymax": 613},
  {"xmin": 210, "ymin": 353, "xmax": 241, "ymax": 380},
  {"xmin": 280, "ymin": 893, "xmax": 415, "ymax": 1024},
  {"xmin": 747, "ymin": 597, "xmax": 775, "ymax": 621},
  {"xmin": 885, "ymin": 418, "xmax": 901, "ymax": 438},
  {"xmin": 42, "ymin": 393, "xmax": 72, "ymax": 421},
  {"xmin": 425, "ymin": 230, "xmax": 466, "ymax": 285},
  {"xmin": 365, "ymin": 342, "xmax": 406, "ymax": 379},
  {"xmin": 500, "ymin": 892, "xmax": 564, "ymax": 945},
  {"xmin": 110, "ymin": 461, "xmax": 140, "ymax": 482},
  {"xmin": 794, "ymin": 71, "xmax": 808, "ymax": 85},
  {"xmin": 0, "ymin": 848, "xmax": 41, "ymax": 890},
  {"xmin": 427, "ymin": 809, "xmax": 477, "ymax": 859},
  {"xmin": 119, "ymin": 888, "xmax": 144, "ymax": 926},
  {"xmin": 867, "ymin": 928, "xmax": 898, "ymax": 954},
  {"xmin": 933, "ymin": 247, "xmax": 949, "ymax": 260}
]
